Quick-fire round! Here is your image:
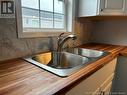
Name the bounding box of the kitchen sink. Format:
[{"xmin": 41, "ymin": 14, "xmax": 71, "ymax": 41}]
[
  {"xmin": 24, "ymin": 48, "xmax": 109, "ymax": 77},
  {"xmin": 64, "ymin": 48, "xmax": 109, "ymax": 58},
  {"xmin": 24, "ymin": 52, "xmax": 91, "ymax": 77},
  {"xmin": 24, "ymin": 32, "xmax": 110, "ymax": 77}
]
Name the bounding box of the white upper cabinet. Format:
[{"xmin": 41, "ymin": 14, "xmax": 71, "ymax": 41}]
[
  {"xmin": 78, "ymin": 0, "xmax": 127, "ymax": 17},
  {"xmin": 100, "ymin": 0, "xmax": 125, "ymax": 15}
]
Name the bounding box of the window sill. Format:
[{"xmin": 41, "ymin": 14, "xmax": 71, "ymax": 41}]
[{"xmin": 18, "ymin": 31, "xmax": 73, "ymax": 38}]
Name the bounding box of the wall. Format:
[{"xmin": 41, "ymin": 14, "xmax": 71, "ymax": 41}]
[
  {"xmin": 0, "ymin": 18, "xmax": 93, "ymax": 61},
  {"xmin": 91, "ymin": 19, "xmax": 127, "ymax": 46}
]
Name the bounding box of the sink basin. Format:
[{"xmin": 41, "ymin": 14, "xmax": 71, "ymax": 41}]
[
  {"xmin": 64, "ymin": 48, "xmax": 109, "ymax": 58},
  {"xmin": 24, "ymin": 48, "xmax": 109, "ymax": 77},
  {"xmin": 24, "ymin": 52, "xmax": 91, "ymax": 77}
]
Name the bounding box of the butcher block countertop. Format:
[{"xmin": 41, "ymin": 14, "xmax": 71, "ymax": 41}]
[
  {"xmin": 0, "ymin": 43, "xmax": 125, "ymax": 95},
  {"xmin": 120, "ymin": 47, "xmax": 127, "ymax": 57}
]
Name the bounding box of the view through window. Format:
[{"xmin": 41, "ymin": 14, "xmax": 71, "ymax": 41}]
[{"xmin": 21, "ymin": 0, "xmax": 65, "ymax": 30}]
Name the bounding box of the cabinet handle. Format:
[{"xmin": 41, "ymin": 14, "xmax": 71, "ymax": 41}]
[
  {"xmin": 100, "ymin": 91, "xmax": 105, "ymax": 95},
  {"xmin": 100, "ymin": 9, "xmax": 103, "ymax": 12}
]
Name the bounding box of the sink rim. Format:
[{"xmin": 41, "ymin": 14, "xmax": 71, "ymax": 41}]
[
  {"xmin": 64, "ymin": 47, "xmax": 110, "ymax": 58},
  {"xmin": 24, "ymin": 49, "xmax": 110, "ymax": 77},
  {"xmin": 24, "ymin": 51, "xmax": 92, "ymax": 77}
]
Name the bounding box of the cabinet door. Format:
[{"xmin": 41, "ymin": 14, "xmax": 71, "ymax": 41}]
[
  {"xmin": 100, "ymin": 73, "xmax": 114, "ymax": 95},
  {"xmin": 103, "ymin": 82, "xmax": 112, "ymax": 95},
  {"xmin": 100, "ymin": 0, "xmax": 125, "ymax": 15},
  {"xmin": 99, "ymin": 82, "xmax": 112, "ymax": 95},
  {"xmin": 65, "ymin": 58, "xmax": 117, "ymax": 95},
  {"xmin": 78, "ymin": 0, "xmax": 99, "ymax": 17},
  {"xmin": 92, "ymin": 87, "xmax": 101, "ymax": 95}
]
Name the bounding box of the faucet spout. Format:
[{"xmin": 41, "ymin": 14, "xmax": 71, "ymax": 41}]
[{"xmin": 57, "ymin": 34, "xmax": 77, "ymax": 52}]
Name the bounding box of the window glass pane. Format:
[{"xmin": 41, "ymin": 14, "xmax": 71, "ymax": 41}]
[
  {"xmin": 54, "ymin": 13, "xmax": 64, "ymax": 28},
  {"xmin": 40, "ymin": 11, "xmax": 53, "ymax": 28},
  {"xmin": 21, "ymin": 0, "xmax": 65, "ymax": 30},
  {"xmin": 54, "ymin": 0, "xmax": 65, "ymax": 29},
  {"xmin": 21, "ymin": 0, "xmax": 39, "ymax": 9},
  {"xmin": 22, "ymin": 8, "xmax": 39, "ymax": 28},
  {"xmin": 54, "ymin": 0, "xmax": 64, "ymax": 14},
  {"xmin": 40, "ymin": 0, "xmax": 53, "ymax": 12}
]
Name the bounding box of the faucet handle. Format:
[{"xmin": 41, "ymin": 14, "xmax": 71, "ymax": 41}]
[
  {"xmin": 58, "ymin": 33, "xmax": 65, "ymax": 39},
  {"xmin": 57, "ymin": 33, "xmax": 65, "ymax": 45}
]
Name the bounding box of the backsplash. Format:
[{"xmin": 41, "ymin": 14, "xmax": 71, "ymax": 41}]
[
  {"xmin": 91, "ymin": 20, "xmax": 127, "ymax": 46},
  {"xmin": 0, "ymin": 18, "xmax": 93, "ymax": 61}
]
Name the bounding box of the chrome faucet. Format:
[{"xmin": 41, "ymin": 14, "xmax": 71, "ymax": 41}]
[{"xmin": 57, "ymin": 33, "xmax": 77, "ymax": 52}]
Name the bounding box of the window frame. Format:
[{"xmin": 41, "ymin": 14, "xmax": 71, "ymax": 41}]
[{"xmin": 15, "ymin": 0, "xmax": 75, "ymax": 38}]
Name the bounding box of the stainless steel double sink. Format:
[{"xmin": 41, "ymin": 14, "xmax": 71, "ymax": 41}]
[{"xmin": 24, "ymin": 48, "xmax": 109, "ymax": 77}]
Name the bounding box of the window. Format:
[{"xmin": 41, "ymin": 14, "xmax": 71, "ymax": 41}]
[
  {"xmin": 16, "ymin": 0, "xmax": 74, "ymax": 38},
  {"xmin": 22, "ymin": 0, "xmax": 65, "ymax": 29}
]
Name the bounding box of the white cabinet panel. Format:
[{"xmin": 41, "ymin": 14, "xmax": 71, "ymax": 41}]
[
  {"xmin": 100, "ymin": 0, "xmax": 125, "ymax": 15},
  {"xmin": 106, "ymin": 0, "xmax": 124, "ymax": 9},
  {"xmin": 103, "ymin": 82, "xmax": 112, "ymax": 95},
  {"xmin": 66, "ymin": 58, "xmax": 117, "ymax": 95},
  {"xmin": 78, "ymin": 0, "xmax": 99, "ymax": 17},
  {"xmin": 79, "ymin": 0, "xmax": 127, "ymax": 17}
]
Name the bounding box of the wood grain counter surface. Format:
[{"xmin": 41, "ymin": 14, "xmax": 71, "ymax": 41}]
[
  {"xmin": 120, "ymin": 47, "xmax": 127, "ymax": 57},
  {"xmin": 0, "ymin": 43, "xmax": 125, "ymax": 95}
]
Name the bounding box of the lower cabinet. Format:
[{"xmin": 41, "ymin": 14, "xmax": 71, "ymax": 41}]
[
  {"xmin": 65, "ymin": 58, "xmax": 117, "ymax": 95},
  {"xmin": 99, "ymin": 74, "xmax": 114, "ymax": 95},
  {"xmin": 101, "ymin": 81, "xmax": 112, "ymax": 95}
]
